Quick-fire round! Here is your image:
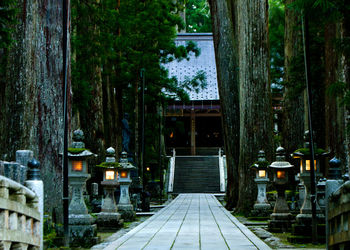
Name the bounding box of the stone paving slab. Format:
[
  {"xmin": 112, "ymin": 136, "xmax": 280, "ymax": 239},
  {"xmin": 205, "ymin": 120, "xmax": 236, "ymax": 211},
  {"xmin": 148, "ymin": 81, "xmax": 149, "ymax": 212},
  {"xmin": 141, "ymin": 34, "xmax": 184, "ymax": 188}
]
[{"xmin": 103, "ymin": 194, "xmax": 270, "ymax": 250}]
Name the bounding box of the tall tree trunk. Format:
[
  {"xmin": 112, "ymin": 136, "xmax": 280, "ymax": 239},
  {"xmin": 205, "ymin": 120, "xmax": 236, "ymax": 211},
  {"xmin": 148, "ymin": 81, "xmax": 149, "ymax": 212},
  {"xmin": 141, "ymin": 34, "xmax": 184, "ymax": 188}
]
[
  {"xmin": 308, "ymin": 19, "xmax": 326, "ymax": 150},
  {"xmin": 208, "ymin": 0, "xmax": 240, "ymax": 209},
  {"xmin": 75, "ymin": 2, "xmax": 105, "ymax": 162},
  {"xmin": 80, "ymin": 64, "xmax": 105, "ymax": 162},
  {"xmin": 324, "ymin": 22, "xmax": 347, "ymax": 175},
  {"xmin": 236, "ymin": 0, "xmax": 273, "ymax": 213},
  {"xmin": 135, "ymin": 80, "xmax": 140, "ymax": 177},
  {"xmin": 281, "ymin": 0, "xmax": 304, "ymax": 156},
  {"xmin": 0, "ymin": 0, "xmax": 71, "ymax": 222},
  {"xmin": 339, "ymin": 16, "xmax": 350, "ymax": 174},
  {"xmin": 102, "ymin": 68, "xmax": 122, "ymax": 158}
]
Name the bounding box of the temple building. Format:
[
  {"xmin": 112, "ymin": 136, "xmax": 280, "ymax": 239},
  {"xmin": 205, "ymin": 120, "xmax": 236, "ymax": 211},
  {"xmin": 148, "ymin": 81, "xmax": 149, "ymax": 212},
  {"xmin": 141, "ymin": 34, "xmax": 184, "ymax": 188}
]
[
  {"xmin": 164, "ymin": 33, "xmax": 283, "ymax": 156},
  {"xmin": 165, "ymin": 33, "xmax": 223, "ymax": 156}
]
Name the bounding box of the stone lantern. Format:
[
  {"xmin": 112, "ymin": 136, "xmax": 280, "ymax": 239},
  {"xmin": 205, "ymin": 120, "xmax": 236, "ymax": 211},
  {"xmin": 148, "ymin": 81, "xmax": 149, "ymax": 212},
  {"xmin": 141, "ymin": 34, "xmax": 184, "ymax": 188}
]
[
  {"xmin": 96, "ymin": 147, "xmax": 123, "ymax": 230},
  {"xmin": 268, "ymin": 146, "xmax": 294, "ymax": 232},
  {"xmin": 118, "ymin": 151, "xmax": 136, "ymax": 221},
  {"xmin": 251, "ymin": 150, "xmax": 271, "ymax": 215},
  {"xmin": 292, "ymin": 131, "xmax": 327, "ymax": 224},
  {"xmin": 67, "ymin": 129, "xmax": 97, "ymax": 244}
]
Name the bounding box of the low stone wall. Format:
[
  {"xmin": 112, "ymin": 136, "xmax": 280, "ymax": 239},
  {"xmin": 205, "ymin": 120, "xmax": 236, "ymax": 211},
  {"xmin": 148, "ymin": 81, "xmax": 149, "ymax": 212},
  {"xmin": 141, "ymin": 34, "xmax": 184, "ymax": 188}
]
[
  {"xmin": 328, "ymin": 181, "xmax": 350, "ymax": 249},
  {"xmin": 0, "ymin": 175, "xmax": 41, "ymax": 249}
]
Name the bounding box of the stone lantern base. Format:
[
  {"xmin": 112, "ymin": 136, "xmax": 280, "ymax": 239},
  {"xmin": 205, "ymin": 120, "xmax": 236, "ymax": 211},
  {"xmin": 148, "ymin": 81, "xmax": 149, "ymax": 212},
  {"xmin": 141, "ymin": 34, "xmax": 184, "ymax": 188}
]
[
  {"xmin": 251, "ymin": 203, "xmax": 272, "ymax": 218},
  {"xmin": 268, "ymin": 212, "xmax": 294, "ymax": 232},
  {"xmin": 97, "ymin": 212, "xmax": 123, "ymax": 231},
  {"xmin": 69, "ymin": 214, "xmax": 98, "ymax": 247},
  {"xmin": 287, "ymin": 213, "xmax": 326, "ymax": 243},
  {"xmin": 118, "ymin": 204, "xmax": 136, "ymax": 221}
]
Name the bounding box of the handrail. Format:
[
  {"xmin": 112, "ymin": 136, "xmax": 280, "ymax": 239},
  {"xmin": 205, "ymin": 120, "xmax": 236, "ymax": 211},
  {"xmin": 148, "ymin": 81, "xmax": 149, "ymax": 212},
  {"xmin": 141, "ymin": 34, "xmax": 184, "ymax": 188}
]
[
  {"xmin": 218, "ymin": 148, "xmax": 226, "ymax": 192},
  {"xmin": 168, "ymin": 149, "xmax": 176, "ymax": 192},
  {"xmin": 0, "ymin": 175, "xmax": 37, "ymax": 200}
]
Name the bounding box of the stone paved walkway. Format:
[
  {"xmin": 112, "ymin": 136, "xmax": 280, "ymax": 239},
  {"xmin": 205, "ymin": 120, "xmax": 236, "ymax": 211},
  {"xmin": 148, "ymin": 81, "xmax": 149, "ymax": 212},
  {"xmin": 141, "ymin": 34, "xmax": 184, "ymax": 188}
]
[{"xmin": 103, "ymin": 194, "xmax": 270, "ymax": 249}]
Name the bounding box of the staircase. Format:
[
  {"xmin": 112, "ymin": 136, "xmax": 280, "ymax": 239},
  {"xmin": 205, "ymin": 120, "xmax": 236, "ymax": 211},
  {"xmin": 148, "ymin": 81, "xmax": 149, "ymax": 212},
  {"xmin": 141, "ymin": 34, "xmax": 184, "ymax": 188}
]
[{"xmin": 173, "ymin": 156, "xmax": 221, "ymax": 193}]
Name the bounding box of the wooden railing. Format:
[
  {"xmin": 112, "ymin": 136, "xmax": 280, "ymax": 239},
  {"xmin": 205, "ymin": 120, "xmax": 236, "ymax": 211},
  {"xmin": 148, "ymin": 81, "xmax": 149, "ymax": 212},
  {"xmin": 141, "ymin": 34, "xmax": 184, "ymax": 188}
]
[
  {"xmin": 0, "ymin": 175, "xmax": 40, "ymax": 249},
  {"xmin": 328, "ymin": 180, "xmax": 350, "ymax": 249}
]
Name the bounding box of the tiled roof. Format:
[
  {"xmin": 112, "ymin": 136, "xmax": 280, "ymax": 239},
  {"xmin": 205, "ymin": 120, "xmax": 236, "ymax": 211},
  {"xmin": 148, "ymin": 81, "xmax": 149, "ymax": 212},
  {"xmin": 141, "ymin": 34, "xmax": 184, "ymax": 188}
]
[{"xmin": 166, "ymin": 33, "xmax": 219, "ymax": 101}]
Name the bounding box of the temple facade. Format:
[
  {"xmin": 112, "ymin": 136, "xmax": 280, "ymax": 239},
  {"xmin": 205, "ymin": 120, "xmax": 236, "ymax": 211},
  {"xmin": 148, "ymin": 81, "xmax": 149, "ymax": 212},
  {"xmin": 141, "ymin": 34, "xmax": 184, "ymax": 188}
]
[{"xmin": 165, "ymin": 33, "xmax": 223, "ymax": 155}]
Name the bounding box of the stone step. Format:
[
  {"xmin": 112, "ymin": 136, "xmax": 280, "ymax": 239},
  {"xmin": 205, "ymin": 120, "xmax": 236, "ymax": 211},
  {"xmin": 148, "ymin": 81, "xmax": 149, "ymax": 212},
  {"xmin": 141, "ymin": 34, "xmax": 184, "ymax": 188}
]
[{"xmin": 173, "ymin": 156, "xmax": 220, "ymax": 193}]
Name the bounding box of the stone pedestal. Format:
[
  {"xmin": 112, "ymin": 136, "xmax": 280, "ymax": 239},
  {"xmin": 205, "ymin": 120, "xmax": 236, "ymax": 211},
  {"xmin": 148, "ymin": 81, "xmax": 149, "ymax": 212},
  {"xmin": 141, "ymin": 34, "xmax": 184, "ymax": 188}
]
[
  {"xmin": 69, "ymin": 175, "xmax": 98, "ymax": 246},
  {"xmin": 97, "ymin": 182, "xmax": 123, "ymax": 230},
  {"xmin": 288, "ymin": 173, "xmax": 325, "ymax": 243},
  {"xmin": 250, "ymin": 150, "xmax": 271, "ymax": 218},
  {"xmin": 296, "ymin": 173, "xmax": 324, "ymax": 225},
  {"xmin": 268, "ymin": 147, "xmax": 294, "ymax": 232},
  {"xmin": 118, "ymin": 181, "xmax": 135, "ymax": 221},
  {"xmin": 252, "ymin": 178, "xmax": 271, "ymax": 217},
  {"xmin": 67, "ymin": 130, "xmax": 98, "ymax": 247},
  {"xmin": 255, "ymin": 180, "xmax": 269, "ymax": 208},
  {"xmin": 268, "ymin": 185, "xmax": 294, "ymax": 232},
  {"xmin": 117, "ymin": 152, "xmax": 136, "ymax": 221},
  {"xmin": 96, "ymin": 147, "xmax": 123, "ymax": 230}
]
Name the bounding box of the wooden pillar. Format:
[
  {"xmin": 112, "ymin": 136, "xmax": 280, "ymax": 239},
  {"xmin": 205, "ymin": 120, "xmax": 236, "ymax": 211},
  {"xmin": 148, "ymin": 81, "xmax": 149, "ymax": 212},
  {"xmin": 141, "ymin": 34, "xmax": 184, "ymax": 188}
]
[{"xmin": 191, "ymin": 109, "xmax": 196, "ymax": 155}]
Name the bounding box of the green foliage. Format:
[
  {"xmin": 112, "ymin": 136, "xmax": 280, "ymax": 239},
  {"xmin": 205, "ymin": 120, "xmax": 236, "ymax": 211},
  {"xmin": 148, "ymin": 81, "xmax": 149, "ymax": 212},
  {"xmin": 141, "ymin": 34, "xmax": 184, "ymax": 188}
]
[
  {"xmin": 71, "ymin": 0, "xmax": 207, "ymax": 172},
  {"xmin": 0, "ymin": 0, "xmax": 17, "ymax": 49},
  {"xmin": 269, "ymin": 0, "xmax": 285, "ymax": 86},
  {"xmin": 274, "ymin": 133, "xmax": 282, "ymax": 147},
  {"xmin": 326, "ymin": 81, "xmax": 346, "ymax": 97},
  {"xmin": 250, "ymin": 160, "xmax": 269, "ymax": 169},
  {"xmin": 285, "ymin": 53, "xmax": 306, "ymax": 97},
  {"xmin": 71, "ymin": 0, "xmax": 207, "ymax": 114},
  {"xmin": 185, "ymin": 0, "xmax": 212, "ymax": 33},
  {"xmin": 289, "ymin": 0, "xmax": 350, "ymax": 19},
  {"xmin": 96, "ymin": 162, "xmax": 120, "ymax": 168},
  {"xmin": 44, "ymin": 216, "xmax": 58, "ymax": 248},
  {"xmin": 294, "ymin": 147, "xmax": 326, "ymax": 155},
  {"xmin": 67, "ymin": 147, "xmax": 87, "ymax": 154},
  {"xmin": 0, "ymin": 0, "xmax": 17, "ymax": 81}
]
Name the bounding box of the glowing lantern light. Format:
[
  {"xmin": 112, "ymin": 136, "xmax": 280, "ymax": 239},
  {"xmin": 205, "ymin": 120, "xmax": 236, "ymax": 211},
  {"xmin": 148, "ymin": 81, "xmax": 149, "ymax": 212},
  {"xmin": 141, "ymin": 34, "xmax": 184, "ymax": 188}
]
[
  {"xmin": 105, "ymin": 170, "xmax": 115, "ymax": 180},
  {"xmin": 72, "ymin": 160, "xmax": 83, "ymax": 171}
]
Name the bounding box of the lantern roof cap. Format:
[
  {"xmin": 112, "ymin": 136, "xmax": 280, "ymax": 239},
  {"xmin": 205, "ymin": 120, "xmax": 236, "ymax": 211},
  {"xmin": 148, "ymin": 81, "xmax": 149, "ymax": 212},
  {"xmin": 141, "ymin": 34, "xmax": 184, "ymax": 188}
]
[
  {"xmin": 95, "ymin": 147, "xmax": 120, "ymax": 168},
  {"xmin": 67, "ymin": 150, "xmax": 95, "ymax": 158},
  {"xmin": 269, "ymin": 146, "xmax": 294, "ymax": 169},
  {"xmin": 251, "ymin": 150, "xmax": 269, "ymax": 169},
  {"xmin": 329, "ymin": 157, "xmax": 341, "ymax": 168},
  {"xmin": 67, "ymin": 129, "xmax": 95, "ymax": 158},
  {"xmin": 106, "ymin": 147, "xmax": 115, "ymax": 156},
  {"xmin": 119, "ymin": 151, "xmax": 136, "ymax": 169}
]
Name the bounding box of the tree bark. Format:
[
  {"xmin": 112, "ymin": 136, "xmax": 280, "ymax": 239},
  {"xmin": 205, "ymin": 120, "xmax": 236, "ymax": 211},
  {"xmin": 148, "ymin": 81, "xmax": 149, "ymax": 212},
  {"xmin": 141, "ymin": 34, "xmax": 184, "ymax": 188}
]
[
  {"xmin": 102, "ymin": 68, "xmax": 122, "ymax": 157},
  {"xmin": 338, "ymin": 16, "xmax": 350, "ymax": 174},
  {"xmin": 208, "ymin": 0, "xmax": 240, "ymax": 209},
  {"xmin": 209, "ymin": 0, "xmax": 273, "ymax": 212},
  {"xmin": 324, "ymin": 22, "xmax": 347, "ymax": 175},
  {"xmin": 0, "ymin": 0, "xmax": 71, "ymax": 222},
  {"xmin": 281, "ymin": 0, "xmax": 304, "ymax": 156},
  {"xmin": 235, "ymin": 0, "xmax": 273, "ymax": 213},
  {"xmin": 74, "ymin": 2, "xmax": 106, "ymax": 162}
]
